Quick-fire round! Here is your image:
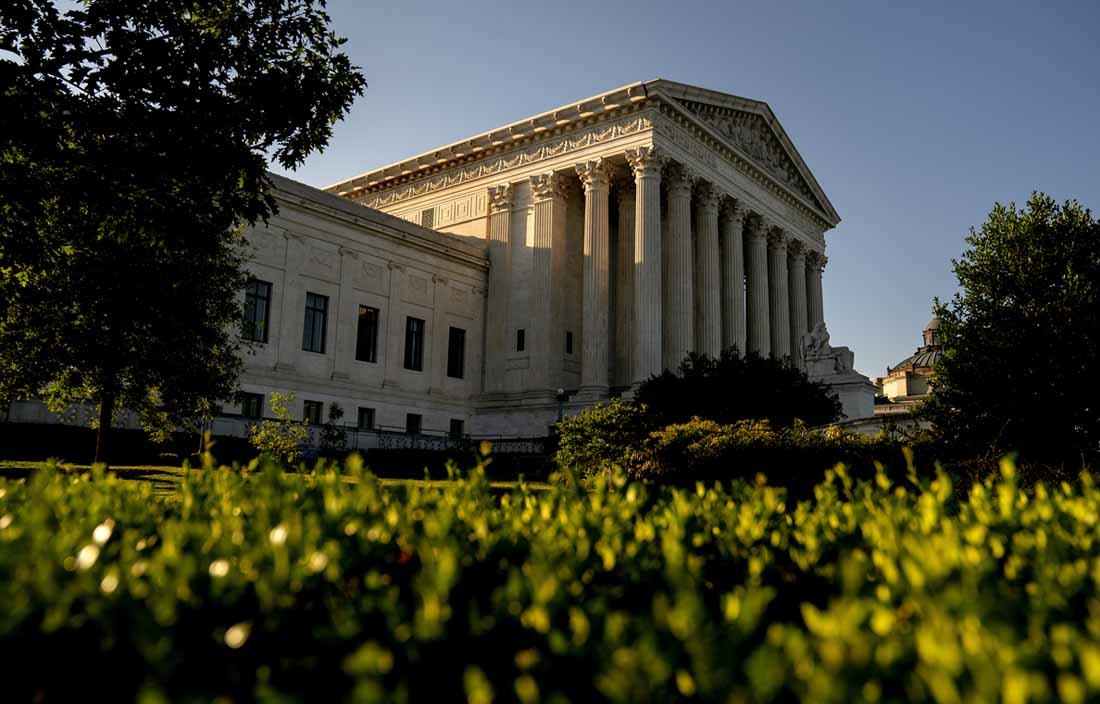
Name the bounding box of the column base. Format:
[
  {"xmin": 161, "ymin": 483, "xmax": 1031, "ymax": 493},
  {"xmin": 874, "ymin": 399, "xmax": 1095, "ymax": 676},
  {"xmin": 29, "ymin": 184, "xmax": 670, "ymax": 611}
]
[{"xmin": 575, "ymin": 385, "xmax": 610, "ymax": 403}]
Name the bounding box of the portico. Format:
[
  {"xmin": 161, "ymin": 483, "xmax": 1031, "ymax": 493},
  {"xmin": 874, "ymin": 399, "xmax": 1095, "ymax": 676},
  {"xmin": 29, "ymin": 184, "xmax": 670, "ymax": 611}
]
[{"xmin": 325, "ymin": 80, "xmax": 849, "ymax": 433}]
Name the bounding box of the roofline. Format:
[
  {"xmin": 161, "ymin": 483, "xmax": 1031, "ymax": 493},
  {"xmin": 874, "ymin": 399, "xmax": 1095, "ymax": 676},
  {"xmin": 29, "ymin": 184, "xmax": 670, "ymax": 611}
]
[
  {"xmin": 325, "ymin": 80, "xmax": 659, "ymax": 195},
  {"xmin": 326, "ymin": 79, "xmax": 840, "ymax": 228}
]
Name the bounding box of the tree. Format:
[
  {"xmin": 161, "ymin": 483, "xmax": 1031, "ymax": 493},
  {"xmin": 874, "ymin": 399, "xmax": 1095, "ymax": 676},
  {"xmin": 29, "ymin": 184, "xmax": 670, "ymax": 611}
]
[
  {"xmin": 0, "ymin": 0, "xmax": 366, "ymax": 463},
  {"xmin": 920, "ymin": 193, "xmax": 1100, "ymax": 465},
  {"xmin": 318, "ymin": 402, "xmax": 347, "ymax": 458},
  {"xmin": 634, "ymin": 349, "xmax": 842, "ymax": 428}
]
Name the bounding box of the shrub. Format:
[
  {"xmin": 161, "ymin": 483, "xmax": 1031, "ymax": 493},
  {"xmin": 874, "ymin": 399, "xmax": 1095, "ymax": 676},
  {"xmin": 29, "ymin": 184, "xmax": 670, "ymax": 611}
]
[
  {"xmin": 248, "ymin": 392, "xmax": 308, "ymax": 464},
  {"xmin": 557, "ymin": 407, "xmax": 915, "ymax": 490},
  {"xmin": 554, "ymin": 400, "xmax": 651, "ymax": 478},
  {"xmin": 3, "ymin": 457, "xmax": 1100, "ymax": 701}
]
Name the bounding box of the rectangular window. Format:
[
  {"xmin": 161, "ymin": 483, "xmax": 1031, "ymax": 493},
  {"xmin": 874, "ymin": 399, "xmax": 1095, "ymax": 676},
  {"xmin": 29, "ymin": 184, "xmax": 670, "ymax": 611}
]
[
  {"xmin": 357, "ymin": 407, "xmax": 375, "ymax": 430},
  {"xmin": 239, "ymin": 392, "xmax": 264, "ymax": 420},
  {"xmin": 516, "ymin": 328, "xmax": 526, "ymax": 352},
  {"xmin": 356, "ymin": 305, "xmax": 380, "ymax": 363},
  {"xmin": 302, "ymin": 292, "xmax": 329, "ymax": 353},
  {"xmin": 449, "ymin": 418, "xmax": 464, "ymax": 439},
  {"xmin": 242, "ymin": 280, "xmax": 272, "ymax": 343},
  {"xmin": 303, "ymin": 400, "xmax": 323, "ymax": 425},
  {"xmin": 447, "ymin": 327, "xmax": 466, "ymax": 379},
  {"xmin": 405, "ymin": 413, "xmax": 422, "ymax": 435},
  {"xmin": 565, "ymin": 331, "xmax": 574, "ymax": 355},
  {"xmin": 404, "ymin": 316, "xmax": 425, "ymax": 371},
  {"xmin": 420, "ymin": 208, "xmax": 434, "ymax": 228}
]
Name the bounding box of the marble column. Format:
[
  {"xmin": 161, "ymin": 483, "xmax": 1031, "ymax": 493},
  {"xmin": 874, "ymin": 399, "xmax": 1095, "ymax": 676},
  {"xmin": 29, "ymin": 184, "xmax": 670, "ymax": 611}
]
[
  {"xmin": 664, "ymin": 162, "xmax": 695, "ymax": 369},
  {"xmin": 614, "ymin": 180, "xmax": 635, "ymax": 387},
  {"xmin": 744, "ymin": 216, "xmax": 771, "ymax": 357},
  {"xmin": 527, "ymin": 171, "xmax": 568, "ymax": 394},
  {"xmin": 576, "ymin": 158, "xmax": 612, "ymax": 399},
  {"xmin": 625, "ymin": 146, "xmax": 664, "ymax": 384},
  {"xmin": 767, "ymin": 229, "xmax": 791, "ymax": 360},
  {"xmin": 331, "ymin": 247, "xmax": 359, "ymax": 380},
  {"xmin": 787, "ymin": 241, "xmax": 808, "ymax": 369},
  {"xmin": 806, "ymin": 251, "xmax": 826, "ymax": 330},
  {"xmin": 694, "ymin": 182, "xmax": 721, "ymax": 358},
  {"xmin": 484, "ymin": 184, "xmax": 513, "ymax": 394},
  {"xmin": 720, "ymin": 202, "xmax": 746, "ymax": 355}
]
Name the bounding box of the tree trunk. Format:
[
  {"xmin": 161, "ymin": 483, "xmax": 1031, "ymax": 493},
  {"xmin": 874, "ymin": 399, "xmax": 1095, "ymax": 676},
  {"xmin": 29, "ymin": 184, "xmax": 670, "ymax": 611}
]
[{"xmin": 95, "ymin": 389, "xmax": 116, "ymax": 466}]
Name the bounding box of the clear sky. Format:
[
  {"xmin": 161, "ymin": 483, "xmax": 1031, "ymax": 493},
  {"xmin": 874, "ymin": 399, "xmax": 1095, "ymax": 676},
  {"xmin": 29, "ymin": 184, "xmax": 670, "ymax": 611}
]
[{"xmin": 272, "ymin": 0, "xmax": 1100, "ymax": 379}]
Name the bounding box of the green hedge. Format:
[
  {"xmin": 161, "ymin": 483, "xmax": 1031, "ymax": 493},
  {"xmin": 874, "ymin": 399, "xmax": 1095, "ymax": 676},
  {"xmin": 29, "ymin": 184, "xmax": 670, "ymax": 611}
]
[
  {"xmin": 3, "ymin": 457, "xmax": 1100, "ymax": 701},
  {"xmin": 556, "ymin": 403, "xmax": 916, "ymax": 491}
]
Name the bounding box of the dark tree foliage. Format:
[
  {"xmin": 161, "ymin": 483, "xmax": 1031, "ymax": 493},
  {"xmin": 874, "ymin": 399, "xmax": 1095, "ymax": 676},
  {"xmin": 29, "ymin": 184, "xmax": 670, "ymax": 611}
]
[
  {"xmin": 0, "ymin": 0, "xmax": 365, "ymax": 462},
  {"xmin": 634, "ymin": 349, "xmax": 842, "ymax": 428},
  {"xmin": 920, "ymin": 193, "xmax": 1100, "ymax": 465}
]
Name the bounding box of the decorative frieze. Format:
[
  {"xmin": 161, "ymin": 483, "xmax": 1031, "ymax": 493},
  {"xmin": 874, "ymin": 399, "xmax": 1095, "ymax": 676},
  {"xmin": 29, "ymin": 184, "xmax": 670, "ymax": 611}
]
[{"xmin": 362, "ymin": 114, "xmax": 656, "ymax": 208}]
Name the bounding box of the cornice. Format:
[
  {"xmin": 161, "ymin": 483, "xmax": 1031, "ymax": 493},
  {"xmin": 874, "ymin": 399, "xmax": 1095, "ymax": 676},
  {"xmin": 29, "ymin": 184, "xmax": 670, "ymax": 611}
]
[{"xmin": 357, "ymin": 109, "xmax": 655, "ymax": 209}]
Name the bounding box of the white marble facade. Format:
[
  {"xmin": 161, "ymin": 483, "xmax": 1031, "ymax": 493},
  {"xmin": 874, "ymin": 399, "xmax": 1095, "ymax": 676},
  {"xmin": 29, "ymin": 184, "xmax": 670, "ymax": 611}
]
[{"xmin": 234, "ymin": 80, "xmax": 866, "ymax": 437}]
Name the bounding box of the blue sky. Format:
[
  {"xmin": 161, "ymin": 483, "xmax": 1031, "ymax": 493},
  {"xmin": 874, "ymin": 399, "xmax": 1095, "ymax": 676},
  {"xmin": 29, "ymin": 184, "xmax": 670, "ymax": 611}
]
[{"xmin": 272, "ymin": 0, "xmax": 1100, "ymax": 378}]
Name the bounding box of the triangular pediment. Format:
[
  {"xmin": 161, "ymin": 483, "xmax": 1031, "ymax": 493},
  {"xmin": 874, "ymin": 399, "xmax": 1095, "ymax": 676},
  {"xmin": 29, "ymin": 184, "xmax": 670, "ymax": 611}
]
[{"xmin": 650, "ymin": 81, "xmax": 839, "ymax": 224}]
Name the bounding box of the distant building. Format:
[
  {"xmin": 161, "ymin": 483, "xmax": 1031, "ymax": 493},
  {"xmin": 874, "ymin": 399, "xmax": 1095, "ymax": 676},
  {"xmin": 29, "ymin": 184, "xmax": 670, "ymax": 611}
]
[{"xmin": 874, "ymin": 317, "xmax": 942, "ymax": 418}]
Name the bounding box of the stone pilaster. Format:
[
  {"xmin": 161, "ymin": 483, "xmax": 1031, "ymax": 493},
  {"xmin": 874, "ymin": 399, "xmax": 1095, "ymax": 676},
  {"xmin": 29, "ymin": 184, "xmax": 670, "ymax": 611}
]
[
  {"xmin": 720, "ymin": 201, "xmax": 746, "ymax": 355},
  {"xmin": 484, "ymin": 184, "xmax": 513, "ymax": 394},
  {"xmin": 787, "ymin": 240, "xmax": 808, "ymax": 369},
  {"xmin": 429, "ymin": 274, "xmax": 449, "ymax": 395},
  {"xmin": 613, "ymin": 178, "xmax": 636, "ymax": 388},
  {"xmin": 382, "ymin": 261, "xmax": 406, "ymax": 387},
  {"xmin": 806, "ymin": 251, "xmax": 826, "ymax": 330},
  {"xmin": 767, "ymin": 229, "xmax": 791, "ymax": 360},
  {"xmin": 694, "ymin": 182, "xmax": 721, "ymax": 358},
  {"xmin": 625, "ymin": 146, "xmax": 665, "ymax": 384},
  {"xmin": 744, "ymin": 216, "xmax": 771, "ymax": 357},
  {"xmin": 664, "ymin": 162, "xmax": 695, "ymax": 369},
  {"xmin": 331, "ymin": 246, "xmax": 359, "ymax": 380},
  {"xmin": 576, "ymin": 158, "xmax": 612, "ymax": 399},
  {"xmin": 275, "ymin": 232, "xmax": 307, "ymax": 372},
  {"xmin": 527, "ymin": 171, "xmax": 568, "ymax": 395}
]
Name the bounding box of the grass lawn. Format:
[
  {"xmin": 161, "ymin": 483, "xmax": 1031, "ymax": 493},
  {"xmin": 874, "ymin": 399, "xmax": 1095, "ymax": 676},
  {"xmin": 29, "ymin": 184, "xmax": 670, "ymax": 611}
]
[{"xmin": 0, "ymin": 460, "xmax": 549, "ymax": 494}]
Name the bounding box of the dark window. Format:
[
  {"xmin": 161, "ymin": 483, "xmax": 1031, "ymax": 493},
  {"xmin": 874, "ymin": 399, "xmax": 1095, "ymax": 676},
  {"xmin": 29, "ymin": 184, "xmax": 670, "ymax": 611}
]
[
  {"xmin": 516, "ymin": 328, "xmax": 526, "ymax": 352},
  {"xmin": 303, "ymin": 400, "xmax": 323, "ymax": 425},
  {"xmin": 449, "ymin": 419, "xmax": 464, "ymax": 439},
  {"xmin": 447, "ymin": 327, "xmax": 466, "ymax": 379},
  {"xmin": 242, "ymin": 280, "xmax": 272, "ymax": 343},
  {"xmin": 406, "ymin": 413, "xmax": 422, "ymax": 434},
  {"xmin": 420, "ymin": 208, "xmax": 434, "ymax": 228},
  {"xmin": 239, "ymin": 392, "xmax": 264, "ymax": 420},
  {"xmin": 404, "ymin": 317, "xmax": 425, "ymax": 371},
  {"xmin": 357, "ymin": 407, "xmax": 375, "ymax": 430},
  {"xmin": 302, "ymin": 292, "xmax": 328, "ymax": 353},
  {"xmin": 356, "ymin": 305, "xmax": 380, "ymax": 363},
  {"xmin": 565, "ymin": 331, "xmax": 574, "ymax": 355}
]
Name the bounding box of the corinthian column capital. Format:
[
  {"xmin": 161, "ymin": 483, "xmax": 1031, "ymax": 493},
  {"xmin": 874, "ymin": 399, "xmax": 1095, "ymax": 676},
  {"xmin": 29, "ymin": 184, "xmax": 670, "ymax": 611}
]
[
  {"xmin": 748, "ymin": 213, "xmax": 772, "ymax": 241},
  {"xmin": 767, "ymin": 228, "xmax": 788, "ymax": 251},
  {"xmin": 665, "ymin": 162, "xmax": 696, "ymax": 198},
  {"xmin": 696, "ymin": 182, "xmax": 721, "ymax": 211},
  {"xmin": 787, "ymin": 239, "xmax": 806, "ymax": 258},
  {"xmin": 807, "ymin": 250, "xmax": 828, "ymax": 271},
  {"xmin": 625, "ymin": 146, "xmax": 665, "ymax": 178},
  {"xmin": 488, "ymin": 183, "xmax": 514, "ymax": 213},
  {"xmin": 720, "ymin": 199, "xmax": 744, "ymax": 224},
  {"xmin": 575, "ymin": 158, "xmax": 612, "ymax": 191},
  {"xmin": 529, "ymin": 171, "xmax": 568, "ymax": 201}
]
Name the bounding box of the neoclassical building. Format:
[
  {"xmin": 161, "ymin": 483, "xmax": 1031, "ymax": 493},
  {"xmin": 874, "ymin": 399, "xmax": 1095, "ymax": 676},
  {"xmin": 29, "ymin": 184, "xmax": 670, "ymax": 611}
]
[
  {"xmin": 9, "ymin": 80, "xmax": 866, "ymax": 440},
  {"xmin": 318, "ymin": 80, "xmax": 859, "ymax": 434}
]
